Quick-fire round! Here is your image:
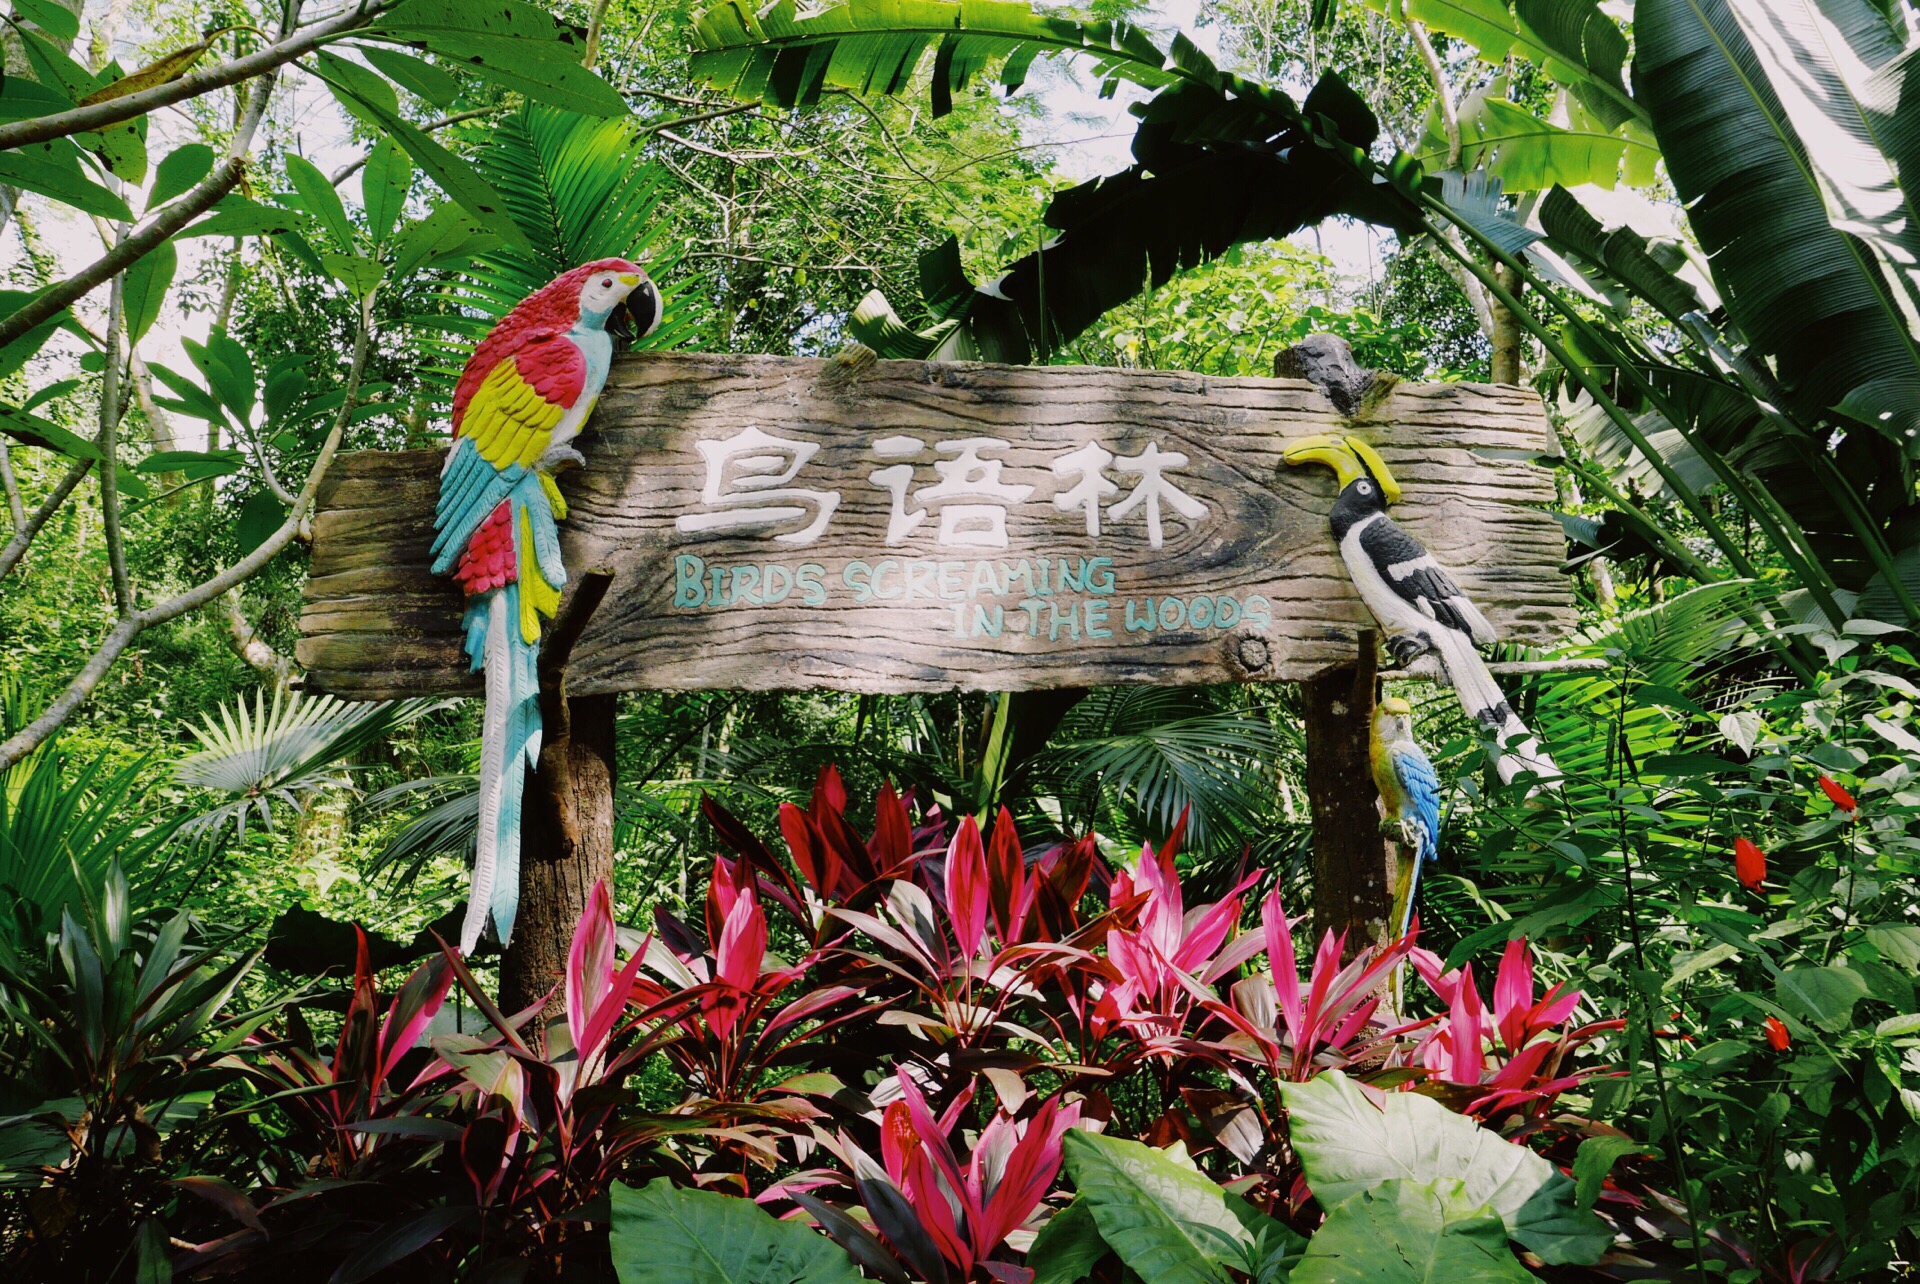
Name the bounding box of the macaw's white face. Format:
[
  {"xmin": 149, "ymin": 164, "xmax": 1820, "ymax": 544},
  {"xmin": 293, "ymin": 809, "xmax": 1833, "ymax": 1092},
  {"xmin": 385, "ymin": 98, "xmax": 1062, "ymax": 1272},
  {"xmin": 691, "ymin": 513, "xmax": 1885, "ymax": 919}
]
[{"xmin": 579, "ymin": 268, "xmax": 644, "ymax": 321}]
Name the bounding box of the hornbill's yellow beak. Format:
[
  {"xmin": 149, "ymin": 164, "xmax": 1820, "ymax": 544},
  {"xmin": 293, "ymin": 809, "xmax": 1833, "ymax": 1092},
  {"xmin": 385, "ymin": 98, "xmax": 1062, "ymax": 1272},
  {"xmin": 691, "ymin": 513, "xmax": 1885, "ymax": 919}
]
[{"xmin": 1282, "ymin": 433, "xmax": 1403, "ymax": 505}]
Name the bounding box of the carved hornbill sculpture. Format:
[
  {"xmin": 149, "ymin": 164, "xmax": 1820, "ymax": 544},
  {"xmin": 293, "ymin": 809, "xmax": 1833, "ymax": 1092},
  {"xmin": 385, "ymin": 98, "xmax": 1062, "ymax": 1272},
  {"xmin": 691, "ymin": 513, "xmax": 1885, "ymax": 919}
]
[{"xmin": 1284, "ymin": 433, "xmax": 1559, "ymax": 787}]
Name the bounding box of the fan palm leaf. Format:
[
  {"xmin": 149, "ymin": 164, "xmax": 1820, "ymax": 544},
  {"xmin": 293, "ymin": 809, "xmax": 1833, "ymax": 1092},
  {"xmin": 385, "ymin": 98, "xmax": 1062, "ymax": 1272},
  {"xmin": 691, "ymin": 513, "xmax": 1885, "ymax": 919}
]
[{"xmin": 174, "ymin": 689, "xmax": 447, "ymax": 841}]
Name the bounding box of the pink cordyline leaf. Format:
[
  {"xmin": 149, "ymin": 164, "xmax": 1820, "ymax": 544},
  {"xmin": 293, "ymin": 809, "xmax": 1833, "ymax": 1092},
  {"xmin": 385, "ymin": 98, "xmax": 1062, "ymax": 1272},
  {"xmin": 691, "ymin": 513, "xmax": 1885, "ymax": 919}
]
[
  {"xmin": 1262, "ymin": 892, "xmax": 1305, "ymax": 1044},
  {"xmin": 1493, "ymin": 937, "xmax": 1534, "ymax": 1053},
  {"xmin": 1448, "ymin": 962, "xmax": 1487, "ymax": 1085},
  {"xmin": 566, "ymin": 879, "xmax": 620, "ymax": 1057},
  {"xmin": 707, "ymin": 853, "xmax": 748, "ymax": 942},
  {"xmin": 986, "ymin": 807, "xmax": 1027, "ymax": 943},
  {"xmin": 704, "ymin": 887, "xmax": 767, "ymax": 1042},
  {"xmin": 869, "ymin": 781, "xmax": 913, "ymax": 876},
  {"xmin": 375, "ymin": 953, "xmax": 453, "ymax": 1087},
  {"xmin": 1531, "ymin": 982, "xmax": 1583, "ymax": 1039},
  {"xmin": 1173, "ymin": 870, "xmax": 1260, "ymax": 974},
  {"xmin": 946, "ymin": 814, "xmax": 991, "ymax": 960},
  {"xmin": 1409, "ymin": 946, "xmax": 1457, "ymax": 1004},
  {"xmin": 975, "ymin": 1093, "xmax": 1080, "ymax": 1253}
]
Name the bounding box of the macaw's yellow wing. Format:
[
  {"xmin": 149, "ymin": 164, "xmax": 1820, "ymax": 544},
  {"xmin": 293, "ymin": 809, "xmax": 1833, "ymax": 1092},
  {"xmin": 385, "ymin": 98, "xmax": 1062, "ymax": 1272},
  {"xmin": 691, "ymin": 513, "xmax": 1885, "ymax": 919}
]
[{"xmin": 462, "ymin": 354, "xmax": 571, "ymax": 469}]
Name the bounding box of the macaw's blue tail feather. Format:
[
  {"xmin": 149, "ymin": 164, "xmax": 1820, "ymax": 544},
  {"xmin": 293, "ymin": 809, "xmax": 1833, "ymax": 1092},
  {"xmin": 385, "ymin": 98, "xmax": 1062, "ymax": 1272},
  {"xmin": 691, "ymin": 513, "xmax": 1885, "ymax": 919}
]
[{"xmin": 459, "ymin": 585, "xmax": 541, "ymax": 954}]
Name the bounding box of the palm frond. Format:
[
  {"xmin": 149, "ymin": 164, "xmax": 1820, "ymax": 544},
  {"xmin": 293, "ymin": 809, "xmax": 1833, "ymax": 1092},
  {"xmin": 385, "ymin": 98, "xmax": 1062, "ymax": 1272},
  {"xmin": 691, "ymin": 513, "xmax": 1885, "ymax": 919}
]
[{"xmin": 174, "ymin": 689, "xmax": 448, "ymax": 842}]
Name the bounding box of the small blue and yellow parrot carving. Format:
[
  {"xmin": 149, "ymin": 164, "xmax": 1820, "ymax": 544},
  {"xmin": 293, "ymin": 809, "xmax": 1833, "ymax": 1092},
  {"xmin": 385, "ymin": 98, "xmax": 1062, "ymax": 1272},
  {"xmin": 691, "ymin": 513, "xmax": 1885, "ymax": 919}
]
[{"xmin": 1371, "ymin": 695, "xmax": 1441, "ymax": 936}]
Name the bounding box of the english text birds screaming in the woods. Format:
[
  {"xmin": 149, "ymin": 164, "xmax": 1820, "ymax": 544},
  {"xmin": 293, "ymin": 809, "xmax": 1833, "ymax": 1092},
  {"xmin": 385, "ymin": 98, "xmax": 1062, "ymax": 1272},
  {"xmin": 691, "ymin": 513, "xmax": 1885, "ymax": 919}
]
[
  {"xmin": 1284, "ymin": 434, "xmax": 1560, "ymax": 786},
  {"xmin": 431, "ymin": 260, "xmax": 662, "ymax": 954}
]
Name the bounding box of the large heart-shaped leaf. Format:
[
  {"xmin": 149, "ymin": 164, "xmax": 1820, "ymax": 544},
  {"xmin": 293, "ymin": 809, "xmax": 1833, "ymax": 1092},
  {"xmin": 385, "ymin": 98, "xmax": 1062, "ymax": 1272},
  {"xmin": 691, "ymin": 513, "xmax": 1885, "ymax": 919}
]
[
  {"xmin": 608, "ymin": 1179, "xmax": 864, "ymax": 1284},
  {"xmin": 1281, "ymin": 1071, "xmax": 1610, "ymax": 1266},
  {"xmin": 1291, "ymin": 1178, "xmax": 1535, "ymax": 1283},
  {"xmin": 1060, "ymin": 1131, "xmax": 1250, "ymax": 1284}
]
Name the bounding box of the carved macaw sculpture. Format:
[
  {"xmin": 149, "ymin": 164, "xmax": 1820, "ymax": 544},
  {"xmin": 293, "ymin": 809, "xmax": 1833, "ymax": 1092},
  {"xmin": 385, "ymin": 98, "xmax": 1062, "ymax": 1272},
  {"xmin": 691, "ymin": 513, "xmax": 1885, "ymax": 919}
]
[
  {"xmin": 1372, "ymin": 695, "xmax": 1441, "ymax": 937},
  {"xmin": 432, "ymin": 259, "xmax": 662, "ymax": 954},
  {"xmin": 1283, "ymin": 433, "xmax": 1559, "ymax": 786}
]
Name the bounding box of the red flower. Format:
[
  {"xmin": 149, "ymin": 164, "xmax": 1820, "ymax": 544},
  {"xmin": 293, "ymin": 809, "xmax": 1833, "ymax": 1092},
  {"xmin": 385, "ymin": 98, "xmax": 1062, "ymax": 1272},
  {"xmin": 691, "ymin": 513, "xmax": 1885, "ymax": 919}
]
[
  {"xmin": 1764, "ymin": 1016, "xmax": 1791, "ymax": 1051},
  {"xmin": 1819, "ymin": 775, "xmax": 1858, "ymax": 816},
  {"xmin": 1733, "ymin": 837, "xmax": 1767, "ymax": 892}
]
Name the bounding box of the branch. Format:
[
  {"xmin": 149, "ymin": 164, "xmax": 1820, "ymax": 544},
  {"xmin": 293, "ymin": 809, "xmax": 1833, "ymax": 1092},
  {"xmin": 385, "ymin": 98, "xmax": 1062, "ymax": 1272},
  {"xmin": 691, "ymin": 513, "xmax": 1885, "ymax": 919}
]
[
  {"xmin": 223, "ymin": 587, "xmax": 296, "ymax": 688},
  {"xmin": 0, "ymin": 0, "xmax": 393, "ymax": 151},
  {"xmin": 0, "ymin": 293, "xmax": 374, "ymax": 773},
  {"xmin": 1406, "ymin": 20, "xmax": 1459, "ymax": 168},
  {"xmin": 99, "ymin": 256, "xmax": 131, "ymax": 615},
  {"xmin": 0, "ymin": 65, "xmax": 275, "ymax": 352},
  {"xmin": 0, "ymin": 442, "xmax": 23, "ymax": 529},
  {"xmin": 0, "ymin": 456, "xmax": 90, "ymax": 581}
]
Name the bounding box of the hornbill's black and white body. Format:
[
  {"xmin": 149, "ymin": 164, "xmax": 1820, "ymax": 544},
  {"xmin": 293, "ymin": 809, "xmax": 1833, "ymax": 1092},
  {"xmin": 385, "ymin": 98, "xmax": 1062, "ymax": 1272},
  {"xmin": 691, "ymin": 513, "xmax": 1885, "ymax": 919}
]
[{"xmin": 1284, "ymin": 433, "xmax": 1559, "ymax": 786}]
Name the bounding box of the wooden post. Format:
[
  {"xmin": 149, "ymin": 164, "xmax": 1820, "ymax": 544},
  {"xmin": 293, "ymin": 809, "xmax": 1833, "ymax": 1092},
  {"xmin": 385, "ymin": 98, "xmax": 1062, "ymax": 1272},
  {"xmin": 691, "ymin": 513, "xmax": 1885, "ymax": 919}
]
[
  {"xmin": 1300, "ymin": 633, "xmax": 1399, "ymax": 956},
  {"xmin": 500, "ymin": 573, "xmax": 617, "ymax": 1018}
]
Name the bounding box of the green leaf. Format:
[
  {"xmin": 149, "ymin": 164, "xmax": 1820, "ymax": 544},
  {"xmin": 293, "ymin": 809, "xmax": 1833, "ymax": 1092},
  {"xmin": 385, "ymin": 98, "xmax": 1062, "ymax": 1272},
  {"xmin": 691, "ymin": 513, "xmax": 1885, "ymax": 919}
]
[
  {"xmin": 150, "ymin": 142, "xmax": 214, "ymax": 208},
  {"xmin": 1511, "ymin": 0, "xmax": 1642, "ymax": 129},
  {"xmin": 1280, "ymin": 1071, "xmax": 1610, "ymax": 1266},
  {"xmin": 144, "ymin": 360, "xmax": 225, "ymax": 422},
  {"xmin": 312, "ymin": 50, "xmax": 530, "ymax": 252},
  {"xmin": 1723, "ymin": 0, "xmax": 1920, "ymax": 358},
  {"xmin": 121, "ymin": 240, "xmax": 175, "ymax": 345},
  {"xmin": 372, "ymin": 0, "xmax": 587, "ymax": 43},
  {"xmin": 181, "ymin": 196, "xmax": 312, "ymax": 240},
  {"xmin": 1776, "ymin": 964, "xmax": 1871, "ymax": 1032},
  {"xmin": 1867, "ymin": 924, "xmax": 1920, "ymax": 971},
  {"xmin": 1030, "ymin": 1198, "xmax": 1112, "ymax": 1284},
  {"xmin": 0, "ymin": 287, "xmax": 71, "ymax": 382},
  {"xmin": 361, "ymin": 141, "xmax": 411, "ymax": 245},
  {"xmin": 285, "ymin": 153, "xmax": 355, "ymax": 248},
  {"xmin": 607, "ymin": 1179, "xmax": 864, "ymax": 1283},
  {"xmin": 235, "ymin": 490, "xmax": 288, "ymax": 558},
  {"xmin": 689, "ymin": 0, "xmax": 1179, "ymax": 118},
  {"xmin": 390, "ymin": 201, "xmax": 501, "ymax": 279},
  {"xmin": 1637, "ymin": 0, "xmax": 1920, "ymax": 442},
  {"xmin": 15, "ymin": 24, "xmax": 97, "ymax": 99},
  {"xmin": 850, "ymin": 287, "xmax": 961, "ymax": 358},
  {"xmin": 0, "ymin": 404, "xmax": 99, "ymax": 461},
  {"xmin": 185, "ymin": 331, "xmax": 256, "ymax": 424},
  {"xmin": 355, "ymin": 44, "xmax": 463, "ymax": 108},
  {"xmin": 136, "ymin": 449, "xmax": 244, "ymax": 481},
  {"xmin": 1426, "ymin": 94, "xmax": 1656, "ymax": 191},
  {"xmin": 1291, "ymin": 1179, "xmax": 1534, "ymax": 1284},
  {"xmin": 322, "ymin": 252, "xmax": 388, "ymax": 296},
  {"xmin": 374, "ymin": 34, "xmax": 627, "ymax": 116},
  {"xmin": 0, "ymin": 147, "xmax": 131, "ymax": 220},
  {"xmin": 331, "ymin": 1205, "xmax": 471, "ymax": 1284},
  {"xmin": 1060, "ymin": 1131, "xmax": 1249, "ymax": 1284},
  {"xmin": 78, "ymin": 111, "xmax": 146, "ymax": 185},
  {"xmin": 1571, "ymin": 1136, "xmax": 1648, "ymax": 1210},
  {"xmin": 11, "ymin": 0, "xmax": 81, "ymax": 46}
]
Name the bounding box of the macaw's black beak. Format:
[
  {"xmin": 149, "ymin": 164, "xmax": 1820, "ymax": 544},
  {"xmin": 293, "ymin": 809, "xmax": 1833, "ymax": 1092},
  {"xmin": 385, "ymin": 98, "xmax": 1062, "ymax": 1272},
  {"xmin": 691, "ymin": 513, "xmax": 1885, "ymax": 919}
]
[{"xmin": 616, "ymin": 278, "xmax": 662, "ymax": 345}]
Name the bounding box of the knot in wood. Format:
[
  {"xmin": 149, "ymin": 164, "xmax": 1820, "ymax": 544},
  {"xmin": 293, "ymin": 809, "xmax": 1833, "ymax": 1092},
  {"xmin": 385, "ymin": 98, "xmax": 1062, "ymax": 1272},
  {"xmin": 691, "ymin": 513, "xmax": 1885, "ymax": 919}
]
[{"xmin": 1229, "ymin": 632, "xmax": 1271, "ymax": 676}]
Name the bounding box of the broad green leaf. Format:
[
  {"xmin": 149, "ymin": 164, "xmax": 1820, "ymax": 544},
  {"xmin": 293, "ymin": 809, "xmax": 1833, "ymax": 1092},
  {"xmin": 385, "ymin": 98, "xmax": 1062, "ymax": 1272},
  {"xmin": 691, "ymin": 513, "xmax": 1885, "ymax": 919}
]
[
  {"xmin": 375, "ymin": 35, "xmax": 627, "ymax": 116},
  {"xmin": 184, "ymin": 331, "xmax": 256, "ymax": 423},
  {"xmin": 1061, "ymin": 1131, "xmax": 1249, "ymax": 1284},
  {"xmin": 121, "ymin": 241, "xmax": 175, "ymax": 345},
  {"xmin": 1511, "ymin": 0, "xmax": 1643, "ymax": 129},
  {"xmin": 235, "ymin": 490, "xmax": 289, "ymax": 557},
  {"xmin": 1776, "ymin": 964, "xmax": 1871, "ymax": 1032},
  {"xmin": 1281, "ymin": 1072, "xmax": 1610, "ymax": 1266},
  {"xmin": 150, "ymin": 143, "xmax": 214, "ymax": 208},
  {"xmin": 0, "ymin": 287, "xmax": 71, "ymax": 381},
  {"xmin": 850, "ymin": 287, "xmax": 962, "ymax": 359},
  {"xmin": 1291, "ymin": 1179, "xmax": 1533, "ymax": 1284},
  {"xmin": 136, "ymin": 449, "xmax": 243, "ymax": 481},
  {"xmin": 77, "ymin": 111, "xmax": 146, "ymax": 185},
  {"xmin": 689, "ymin": 0, "xmax": 1178, "ymax": 117},
  {"xmin": 361, "ymin": 141, "xmax": 412, "ymax": 244},
  {"xmin": 15, "ymin": 25, "xmax": 97, "ymax": 99},
  {"xmin": 322, "ymin": 252, "xmax": 388, "ymax": 296},
  {"xmin": 1724, "ymin": 0, "xmax": 1920, "ymax": 353},
  {"xmin": 0, "ymin": 404, "xmax": 99, "ymax": 460},
  {"xmin": 1429, "ymin": 95, "xmax": 1657, "ymax": 191},
  {"xmin": 1867, "ymin": 924, "xmax": 1920, "ymax": 971},
  {"xmin": 1030, "ymin": 1198, "xmax": 1112, "ymax": 1284},
  {"xmin": 607, "ymin": 1179, "xmax": 864, "ymax": 1283},
  {"xmin": 11, "ymin": 0, "xmax": 81, "ymax": 46},
  {"xmin": 0, "ymin": 148, "xmax": 131, "ymax": 220},
  {"xmin": 285, "ymin": 154, "xmax": 355, "ymax": 248},
  {"xmin": 181, "ymin": 196, "xmax": 312, "ymax": 239},
  {"xmin": 371, "ymin": 0, "xmax": 585, "ymax": 43},
  {"xmin": 355, "ymin": 44, "xmax": 463, "ymax": 108},
  {"xmin": 312, "ymin": 51, "xmax": 530, "ymax": 252},
  {"xmin": 144, "ymin": 360, "xmax": 225, "ymax": 422},
  {"xmin": 1638, "ymin": 0, "xmax": 1920, "ymax": 441}
]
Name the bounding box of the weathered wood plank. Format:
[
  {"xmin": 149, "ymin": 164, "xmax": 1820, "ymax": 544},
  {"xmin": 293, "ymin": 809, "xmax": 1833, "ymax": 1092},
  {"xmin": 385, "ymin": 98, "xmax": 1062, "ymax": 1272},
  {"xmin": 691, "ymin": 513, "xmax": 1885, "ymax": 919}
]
[{"xmin": 297, "ymin": 352, "xmax": 1574, "ymax": 699}]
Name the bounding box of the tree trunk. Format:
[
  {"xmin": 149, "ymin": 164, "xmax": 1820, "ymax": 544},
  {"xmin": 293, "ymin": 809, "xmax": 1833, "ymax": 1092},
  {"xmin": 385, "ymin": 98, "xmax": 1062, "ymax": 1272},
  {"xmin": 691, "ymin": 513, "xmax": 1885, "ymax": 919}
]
[
  {"xmin": 498, "ymin": 572, "xmax": 618, "ymax": 1020},
  {"xmin": 1300, "ymin": 634, "xmax": 1399, "ymax": 957},
  {"xmin": 1489, "ymin": 262, "xmax": 1525, "ymax": 384},
  {"xmin": 499, "ymin": 693, "xmax": 618, "ymax": 1017}
]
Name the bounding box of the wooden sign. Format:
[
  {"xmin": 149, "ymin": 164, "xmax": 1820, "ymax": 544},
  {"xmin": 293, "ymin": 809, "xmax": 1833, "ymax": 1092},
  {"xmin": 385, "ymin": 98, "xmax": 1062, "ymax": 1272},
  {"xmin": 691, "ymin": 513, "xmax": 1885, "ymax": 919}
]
[{"xmin": 297, "ymin": 352, "xmax": 1575, "ymax": 699}]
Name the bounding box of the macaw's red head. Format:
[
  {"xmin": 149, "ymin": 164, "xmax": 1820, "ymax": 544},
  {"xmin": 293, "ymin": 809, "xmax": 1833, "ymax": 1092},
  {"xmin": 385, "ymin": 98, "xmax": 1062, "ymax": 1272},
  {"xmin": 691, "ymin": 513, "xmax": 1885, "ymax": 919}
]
[{"xmin": 514, "ymin": 258, "xmax": 661, "ymax": 336}]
